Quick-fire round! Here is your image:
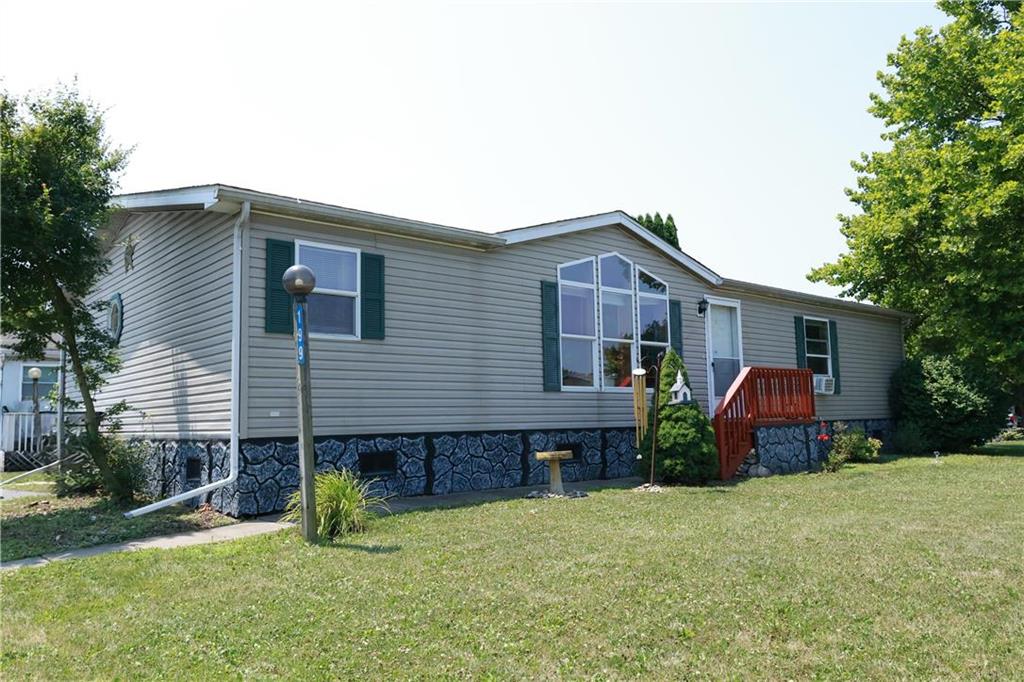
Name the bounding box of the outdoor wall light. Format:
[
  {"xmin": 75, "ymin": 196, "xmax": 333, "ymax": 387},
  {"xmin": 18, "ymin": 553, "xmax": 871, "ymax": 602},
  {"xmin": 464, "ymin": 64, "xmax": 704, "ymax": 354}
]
[{"xmin": 697, "ymin": 298, "xmax": 709, "ymax": 318}]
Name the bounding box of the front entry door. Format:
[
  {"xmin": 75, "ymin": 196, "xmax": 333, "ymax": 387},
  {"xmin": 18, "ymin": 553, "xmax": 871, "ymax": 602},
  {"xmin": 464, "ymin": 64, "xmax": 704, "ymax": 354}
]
[{"xmin": 707, "ymin": 300, "xmax": 742, "ymax": 412}]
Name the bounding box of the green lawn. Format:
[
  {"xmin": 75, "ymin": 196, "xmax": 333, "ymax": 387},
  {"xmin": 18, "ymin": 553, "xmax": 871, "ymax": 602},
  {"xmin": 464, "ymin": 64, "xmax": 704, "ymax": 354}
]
[
  {"xmin": 0, "ymin": 494, "xmax": 236, "ymax": 562},
  {"xmin": 2, "ymin": 446, "xmax": 1022, "ymax": 679}
]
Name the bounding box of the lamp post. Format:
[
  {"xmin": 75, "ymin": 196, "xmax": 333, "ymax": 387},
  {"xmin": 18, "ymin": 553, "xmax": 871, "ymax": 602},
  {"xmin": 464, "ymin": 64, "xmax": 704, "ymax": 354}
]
[
  {"xmin": 282, "ymin": 264, "xmax": 319, "ymax": 543},
  {"xmin": 57, "ymin": 350, "xmax": 66, "ymax": 473},
  {"xmin": 27, "ymin": 366, "xmax": 42, "ymax": 453}
]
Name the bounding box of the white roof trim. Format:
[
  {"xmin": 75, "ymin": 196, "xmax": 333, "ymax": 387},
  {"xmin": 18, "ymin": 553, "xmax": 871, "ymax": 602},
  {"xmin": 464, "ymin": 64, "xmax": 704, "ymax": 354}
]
[
  {"xmin": 115, "ymin": 186, "xmax": 221, "ymax": 212},
  {"xmin": 111, "ymin": 185, "xmax": 906, "ymax": 317},
  {"xmin": 112, "ymin": 185, "xmax": 505, "ymax": 249},
  {"xmin": 499, "ymin": 211, "xmax": 723, "ymax": 285},
  {"xmin": 719, "ymin": 278, "xmax": 912, "ymax": 319}
]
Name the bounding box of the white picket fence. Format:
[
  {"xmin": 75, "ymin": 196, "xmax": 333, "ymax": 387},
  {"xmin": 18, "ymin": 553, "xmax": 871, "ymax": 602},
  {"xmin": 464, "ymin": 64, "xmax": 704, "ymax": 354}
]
[{"xmin": 0, "ymin": 412, "xmax": 58, "ymax": 454}]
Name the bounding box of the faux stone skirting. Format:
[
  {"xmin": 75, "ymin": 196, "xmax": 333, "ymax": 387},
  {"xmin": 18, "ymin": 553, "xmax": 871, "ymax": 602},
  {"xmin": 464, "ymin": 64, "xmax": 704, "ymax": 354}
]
[
  {"xmin": 737, "ymin": 418, "xmax": 895, "ymax": 477},
  {"xmin": 139, "ymin": 427, "xmax": 639, "ymax": 517}
]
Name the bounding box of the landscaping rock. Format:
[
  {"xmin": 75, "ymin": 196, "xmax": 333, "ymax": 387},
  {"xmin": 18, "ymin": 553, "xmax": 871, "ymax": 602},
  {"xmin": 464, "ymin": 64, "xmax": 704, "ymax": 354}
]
[{"xmin": 525, "ymin": 489, "xmax": 588, "ymax": 499}]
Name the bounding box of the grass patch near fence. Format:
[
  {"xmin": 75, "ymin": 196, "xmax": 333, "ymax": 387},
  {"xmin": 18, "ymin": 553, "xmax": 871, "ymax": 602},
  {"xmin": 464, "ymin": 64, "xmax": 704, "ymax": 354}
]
[
  {"xmin": 2, "ymin": 451, "xmax": 1023, "ymax": 679},
  {"xmin": 0, "ymin": 494, "xmax": 236, "ymax": 562}
]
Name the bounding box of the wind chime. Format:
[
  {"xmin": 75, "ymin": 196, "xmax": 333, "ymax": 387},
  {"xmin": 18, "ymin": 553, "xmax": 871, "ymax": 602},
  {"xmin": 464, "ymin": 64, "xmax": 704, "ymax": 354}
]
[
  {"xmin": 631, "ymin": 367, "xmax": 648, "ymax": 447},
  {"xmin": 632, "ymin": 353, "xmax": 666, "ymax": 486}
]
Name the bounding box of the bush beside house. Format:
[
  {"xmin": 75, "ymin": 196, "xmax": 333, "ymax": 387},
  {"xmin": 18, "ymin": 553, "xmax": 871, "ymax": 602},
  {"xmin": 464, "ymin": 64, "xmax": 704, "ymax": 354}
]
[
  {"xmin": 820, "ymin": 422, "xmax": 882, "ymax": 472},
  {"xmin": 890, "ymin": 357, "xmax": 1005, "ymax": 453},
  {"xmin": 637, "ymin": 349, "xmax": 719, "ymax": 484}
]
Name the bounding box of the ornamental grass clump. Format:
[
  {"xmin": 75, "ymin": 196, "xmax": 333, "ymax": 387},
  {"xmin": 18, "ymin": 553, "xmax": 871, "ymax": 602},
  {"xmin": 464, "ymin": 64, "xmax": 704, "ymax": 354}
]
[{"xmin": 283, "ymin": 470, "xmax": 389, "ymax": 540}]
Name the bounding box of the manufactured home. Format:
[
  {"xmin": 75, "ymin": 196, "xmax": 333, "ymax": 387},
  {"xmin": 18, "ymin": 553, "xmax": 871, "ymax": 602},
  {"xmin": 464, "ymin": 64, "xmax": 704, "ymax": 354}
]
[{"xmin": 91, "ymin": 185, "xmax": 907, "ymax": 515}]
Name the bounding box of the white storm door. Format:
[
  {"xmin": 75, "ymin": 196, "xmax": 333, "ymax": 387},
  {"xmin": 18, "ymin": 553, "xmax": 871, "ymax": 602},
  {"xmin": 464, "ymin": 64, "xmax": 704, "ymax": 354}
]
[{"xmin": 707, "ymin": 299, "xmax": 743, "ymax": 411}]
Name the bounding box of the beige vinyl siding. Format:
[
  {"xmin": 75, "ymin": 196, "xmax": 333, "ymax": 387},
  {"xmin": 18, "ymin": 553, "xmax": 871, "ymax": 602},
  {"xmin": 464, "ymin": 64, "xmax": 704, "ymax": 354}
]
[
  {"xmin": 243, "ymin": 215, "xmax": 903, "ymax": 438},
  {"xmin": 244, "ymin": 216, "xmax": 711, "ymax": 437},
  {"xmin": 87, "ymin": 210, "xmax": 235, "ymax": 437},
  {"xmin": 717, "ymin": 288, "xmax": 905, "ymax": 420}
]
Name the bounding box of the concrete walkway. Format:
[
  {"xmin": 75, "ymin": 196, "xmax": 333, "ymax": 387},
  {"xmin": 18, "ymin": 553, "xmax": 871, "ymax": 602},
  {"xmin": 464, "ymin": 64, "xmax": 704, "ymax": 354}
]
[
  {"xmin": 1, "ymin": 477, "xmax": 641, "ymax": 571},
  {"xmin": 0, "ymin": 486, "xmax": 48, "ymax": 500},
  {"xmin": 1, "ymin": 518, "xmax": 291, "ymax": 571}
]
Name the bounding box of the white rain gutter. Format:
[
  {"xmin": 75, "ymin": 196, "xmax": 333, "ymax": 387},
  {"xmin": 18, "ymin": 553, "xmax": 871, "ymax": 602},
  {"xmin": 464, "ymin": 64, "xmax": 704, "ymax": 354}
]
[{"xmin": 124, "ymin": 200, "xmax": 250, "ymax": 518}]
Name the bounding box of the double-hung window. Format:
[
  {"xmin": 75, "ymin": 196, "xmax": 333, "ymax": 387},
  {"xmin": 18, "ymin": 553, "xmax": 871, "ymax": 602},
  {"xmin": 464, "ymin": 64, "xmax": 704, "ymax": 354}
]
[
  {"xmin": 636, "ymin": 267, "xmax": 669, "ymax": 371},
  {"xmin": 803, "ymin": 317, "xmax": 831, "ymax": 376},
  {"xmin": 599, "ymin": 254, "xmax": 636, "ymax": 389},
  {"xmin": 558, "ymin": 258, "xmax": 598, "ymax": 388},
  {"xmin": 21, "ymin": 365, "xmax": 59, "ymax": 402},
  {"xmin": 296, "ymin": 241, "xmax": 361, "ymax": 338}
]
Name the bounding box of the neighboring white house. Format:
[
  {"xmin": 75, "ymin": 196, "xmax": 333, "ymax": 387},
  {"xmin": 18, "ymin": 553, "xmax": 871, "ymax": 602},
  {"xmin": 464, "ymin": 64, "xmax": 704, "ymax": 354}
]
[{"xmin": 0, "ymin": 336, "xmax": 64, "ymax": 459}]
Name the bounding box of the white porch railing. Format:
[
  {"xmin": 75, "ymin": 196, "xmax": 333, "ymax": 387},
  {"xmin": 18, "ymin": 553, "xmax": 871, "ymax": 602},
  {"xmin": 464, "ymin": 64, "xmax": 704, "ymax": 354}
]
[{"xmin": 0, "ymin": 412, "xmax": 58, "ymax": 453}]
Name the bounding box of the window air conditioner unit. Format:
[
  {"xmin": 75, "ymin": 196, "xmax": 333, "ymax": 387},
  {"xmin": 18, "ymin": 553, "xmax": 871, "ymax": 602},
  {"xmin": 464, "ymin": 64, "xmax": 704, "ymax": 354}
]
[{"xmin": 814, "ymin": 375, "xmax": 835, "ymax": 395}]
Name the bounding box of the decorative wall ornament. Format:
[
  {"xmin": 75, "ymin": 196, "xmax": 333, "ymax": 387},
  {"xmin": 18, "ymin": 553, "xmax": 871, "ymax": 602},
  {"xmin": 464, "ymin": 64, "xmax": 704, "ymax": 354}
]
[
  {"xmin": 122, "ymin": 234, "xmax": 137, "ymax": 273},
  {"xmin": 668, "ymin": 370, "xmax": 693, "ymax": 405},
  {"xmin": 108, "ymin": 293, "xmax": 123, "ymax": 345}
]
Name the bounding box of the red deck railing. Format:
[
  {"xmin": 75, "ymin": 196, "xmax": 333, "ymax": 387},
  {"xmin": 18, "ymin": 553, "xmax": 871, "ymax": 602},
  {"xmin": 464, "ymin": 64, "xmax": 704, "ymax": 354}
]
[{"xmin": 713, "ymin": 367, "xmax": 816, "ymax": 479}]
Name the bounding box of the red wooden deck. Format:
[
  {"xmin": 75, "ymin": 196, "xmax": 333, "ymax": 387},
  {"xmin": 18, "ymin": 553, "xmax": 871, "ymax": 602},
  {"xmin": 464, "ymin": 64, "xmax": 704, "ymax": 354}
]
[{"xmin": 713, "ymin": 367, "xmax": 816, "ymax": 479}]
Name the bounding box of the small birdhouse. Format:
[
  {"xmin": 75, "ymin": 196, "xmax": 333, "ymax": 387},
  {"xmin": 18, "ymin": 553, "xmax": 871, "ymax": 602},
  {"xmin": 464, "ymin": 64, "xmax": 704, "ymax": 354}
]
[{"xmin": 668, "ymin": 370, "xmax": 692, "ymax": 405}]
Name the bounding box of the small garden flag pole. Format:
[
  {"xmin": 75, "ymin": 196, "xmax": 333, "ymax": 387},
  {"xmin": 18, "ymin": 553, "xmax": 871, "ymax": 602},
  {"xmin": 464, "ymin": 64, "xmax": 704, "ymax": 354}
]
[
  {"xmin": 648, "ymin": 352, "xmax": 666, "ymax": 486},
  {"xmin": 283, "ymin": 264, "xmax": 319, "ymax": 544}
]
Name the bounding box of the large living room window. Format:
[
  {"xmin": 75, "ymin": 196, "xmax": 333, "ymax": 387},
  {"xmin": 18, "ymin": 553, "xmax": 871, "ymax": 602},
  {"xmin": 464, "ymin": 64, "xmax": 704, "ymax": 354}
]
[
  {"xmin": 557, "ymin": 254, "xmax": 671, "ymax": 391},
  {"xmin": 558, "ymin": 257, "xmax": 598, "ymax": 388},
  {"xmin": 803, "ymin": 317, "xmax": 831, "ymax": 376},
  {"xmin": 296, "ymin": 240, "xmax": 360, "ymax": 338}
]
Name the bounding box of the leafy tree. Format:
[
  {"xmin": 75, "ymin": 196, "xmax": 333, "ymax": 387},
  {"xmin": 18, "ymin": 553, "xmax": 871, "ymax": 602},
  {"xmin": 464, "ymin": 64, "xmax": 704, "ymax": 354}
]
[
  {"xmin": 809, "ymin": 1, "xmax": 1024, "ymax": 414},
  {"xmin": 1, "ymin": 85, "xmax": 132, "ymax": 500},
  {"xmin": 637, "ymin": 349, "xmax": 719, "ymax": 484},
  {"xmin": 635, "ymin": 212, "xmax": 681, "ymax": 249}
]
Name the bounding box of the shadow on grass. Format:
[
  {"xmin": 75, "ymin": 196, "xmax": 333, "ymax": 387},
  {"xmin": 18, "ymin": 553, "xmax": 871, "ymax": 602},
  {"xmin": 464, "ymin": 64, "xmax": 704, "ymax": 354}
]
[
  {"xmin": 974, "ymin": 442, "xmax": 1024, "ymax": 457},
  {"xmin": 383, "ymin": 478, "xmax": 642, "ymax": 518}
]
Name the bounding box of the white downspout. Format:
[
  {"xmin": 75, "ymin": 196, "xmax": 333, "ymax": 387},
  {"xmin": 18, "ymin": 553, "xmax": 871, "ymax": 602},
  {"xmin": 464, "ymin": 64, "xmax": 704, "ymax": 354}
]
[{"xmin": 125, "ymin": 200, "xmax": 250, "ymax": 518}]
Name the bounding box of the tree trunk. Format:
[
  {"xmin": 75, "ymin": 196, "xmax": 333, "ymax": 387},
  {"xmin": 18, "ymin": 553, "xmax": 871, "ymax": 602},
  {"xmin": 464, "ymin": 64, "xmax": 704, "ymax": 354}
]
[
  {"xmin": 1015, "ymin": 384, "xmax": 1024, "ymax": 425},
  {"xmin": 50, "ymin": 281, "xmax": 123, "ymax": 500}
]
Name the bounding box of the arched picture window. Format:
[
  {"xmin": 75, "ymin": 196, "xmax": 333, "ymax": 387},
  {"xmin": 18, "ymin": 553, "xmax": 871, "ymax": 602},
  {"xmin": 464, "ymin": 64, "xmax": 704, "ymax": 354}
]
[
  {"xmin": 599, "ymin": 254, "xmax": 636, "ymax": 389},
  {"xmin": 108, "ymin": 293, "xmax": 123, "ymax": 345},
  {"xmin": 636, "ymin": 267, "xmax": 669, "ymax": 371},
  {"xmin": 555, "ymin": 254, "xmax": 671, "ymax": 391}
]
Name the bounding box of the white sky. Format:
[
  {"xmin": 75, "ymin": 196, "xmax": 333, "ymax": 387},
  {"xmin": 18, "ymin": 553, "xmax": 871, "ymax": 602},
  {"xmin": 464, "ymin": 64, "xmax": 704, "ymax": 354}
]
[{"xmin": 1, "ymin": 1, "xmax": 946, "ymax": 297}]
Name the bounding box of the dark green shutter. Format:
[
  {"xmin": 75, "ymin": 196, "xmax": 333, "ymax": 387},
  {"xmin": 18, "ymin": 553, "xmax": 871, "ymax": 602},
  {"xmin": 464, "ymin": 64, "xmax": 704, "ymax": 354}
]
[
  {"xmin": 794, "ymin": 316, "xmax": 807, "ymax": 368},
  {"xmin": 265, "ymin": 239, "xmax": 294, "ymax": 333},
  {"xmin": 669, "ymin": 299, "xmax": 683, "ymax": 357},
  {"xmin": 361, "ymin": 253, "xmax": 385, "ymax": 339},
  {"xmin": 828, "ymin": 319, "xmax": 841, "ymax": 394},
  {"xmin": 541, "ymin": 281, "xmax": 561, "ymax": 391}
]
